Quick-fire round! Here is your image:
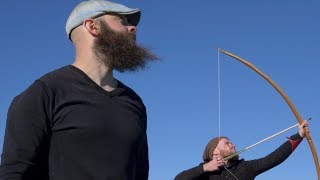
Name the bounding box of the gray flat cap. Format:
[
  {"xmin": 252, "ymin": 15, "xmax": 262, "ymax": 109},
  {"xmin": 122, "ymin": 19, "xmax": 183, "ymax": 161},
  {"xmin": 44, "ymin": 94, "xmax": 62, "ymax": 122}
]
[{"xmin": 65, "ymin": 0, "xmax": 141, "ymax": 39}]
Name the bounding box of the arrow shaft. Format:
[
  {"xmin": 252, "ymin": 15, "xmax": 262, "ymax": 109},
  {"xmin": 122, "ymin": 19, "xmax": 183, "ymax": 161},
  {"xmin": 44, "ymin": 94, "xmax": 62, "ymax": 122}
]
[{"xmin": 223, "ymin": 118, "xmax": 312, "ymax": 161}]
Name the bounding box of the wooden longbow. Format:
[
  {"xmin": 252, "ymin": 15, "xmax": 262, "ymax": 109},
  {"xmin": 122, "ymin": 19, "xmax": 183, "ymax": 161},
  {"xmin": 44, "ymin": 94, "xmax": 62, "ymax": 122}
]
[{"xmin": 218, "ymin": 48, "xmax": 320, "ymax": 179}]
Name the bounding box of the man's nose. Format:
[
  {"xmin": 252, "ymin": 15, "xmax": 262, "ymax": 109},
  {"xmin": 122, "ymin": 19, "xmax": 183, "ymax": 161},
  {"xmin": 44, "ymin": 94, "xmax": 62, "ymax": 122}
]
[{"xmin": 127, "ymin": 25, "xmax": 136, "ymax": 33}]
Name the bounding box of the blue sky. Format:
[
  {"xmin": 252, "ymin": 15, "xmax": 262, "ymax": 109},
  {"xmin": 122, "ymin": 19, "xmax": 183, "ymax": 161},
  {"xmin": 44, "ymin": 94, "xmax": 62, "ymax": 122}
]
[{"xmin": 1, "ymin": 0, "xmax": 319, "ymax": 179}]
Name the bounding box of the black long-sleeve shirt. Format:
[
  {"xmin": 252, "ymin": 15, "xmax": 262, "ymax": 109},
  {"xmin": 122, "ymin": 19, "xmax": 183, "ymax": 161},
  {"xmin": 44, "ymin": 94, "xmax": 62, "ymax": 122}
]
[
  {"xmin": 175, "ymin": 133, "xmax": 303, "ymax": 180},
  {"xmin": 0, "ymin": 65, "xmax": 149, "ymax": 180}
]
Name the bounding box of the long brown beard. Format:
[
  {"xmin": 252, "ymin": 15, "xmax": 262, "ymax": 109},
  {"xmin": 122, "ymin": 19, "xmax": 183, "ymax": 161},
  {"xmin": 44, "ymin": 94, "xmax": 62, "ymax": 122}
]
[{"xmin": 92, "ymin": 20, "xmax": 158, "ymax": 72}]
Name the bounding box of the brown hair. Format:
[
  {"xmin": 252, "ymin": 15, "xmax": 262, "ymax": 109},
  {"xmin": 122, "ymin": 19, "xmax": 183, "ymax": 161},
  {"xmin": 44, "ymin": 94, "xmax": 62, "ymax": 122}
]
[{"xmin": 202, "ymin": 136, "xmax": 227, "ymax": 162}]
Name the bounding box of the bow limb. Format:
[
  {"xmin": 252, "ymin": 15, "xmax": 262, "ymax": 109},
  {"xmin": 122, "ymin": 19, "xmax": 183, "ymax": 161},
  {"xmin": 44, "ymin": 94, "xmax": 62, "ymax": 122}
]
[{"xmin": 218, "ymin": 48, "xmax": 320, "ymax": 179}]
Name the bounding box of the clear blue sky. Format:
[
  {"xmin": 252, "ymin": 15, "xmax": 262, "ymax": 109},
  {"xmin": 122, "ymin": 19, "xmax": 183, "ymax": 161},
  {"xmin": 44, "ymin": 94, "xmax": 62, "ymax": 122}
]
[{"xmin": 1, "ymin": 1, "xmax": 319, "ymax": 179}]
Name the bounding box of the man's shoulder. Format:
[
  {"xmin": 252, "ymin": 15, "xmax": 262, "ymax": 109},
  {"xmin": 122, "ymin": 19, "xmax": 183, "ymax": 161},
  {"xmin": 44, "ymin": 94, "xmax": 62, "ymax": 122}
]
[
  {"xmin": 38, "ymin": 65, "xmax": 73, "ymax": 82},
  {"xmin": 117, "ymin": 80, "xmax": 142, "ymax": 99},
  {"xmin": 26, "ymin": 65, "xmax": 79, "ymax": 95}
]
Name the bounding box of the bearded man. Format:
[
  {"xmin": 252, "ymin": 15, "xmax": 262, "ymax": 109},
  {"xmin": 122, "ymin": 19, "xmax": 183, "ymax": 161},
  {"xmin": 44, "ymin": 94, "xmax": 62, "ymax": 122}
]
[{"xmin": 0, "ymin": 1, "xmax": 158, "ymax": 180}]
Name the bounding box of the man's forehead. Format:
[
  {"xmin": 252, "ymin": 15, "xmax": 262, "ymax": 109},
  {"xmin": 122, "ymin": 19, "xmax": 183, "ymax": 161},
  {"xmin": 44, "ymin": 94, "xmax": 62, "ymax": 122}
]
[{"xmin": 219, "ymin": 137, "xmax": 230, "ymax": 143}]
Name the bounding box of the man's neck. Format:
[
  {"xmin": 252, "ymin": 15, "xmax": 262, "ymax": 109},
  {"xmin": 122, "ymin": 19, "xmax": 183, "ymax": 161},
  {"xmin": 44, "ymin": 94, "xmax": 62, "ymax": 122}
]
[{"xmin": 72, "ymin": 58, "xmax": 118, "ymax": 92}]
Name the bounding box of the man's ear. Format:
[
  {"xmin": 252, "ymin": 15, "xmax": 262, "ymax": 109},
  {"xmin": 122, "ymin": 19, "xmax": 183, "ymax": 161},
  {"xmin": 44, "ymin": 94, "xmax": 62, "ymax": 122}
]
[{"xmin": 83, "ymin": 19, "xmax": 100, "ymax": 38}]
